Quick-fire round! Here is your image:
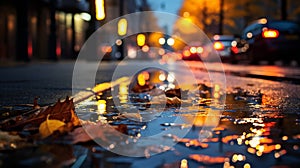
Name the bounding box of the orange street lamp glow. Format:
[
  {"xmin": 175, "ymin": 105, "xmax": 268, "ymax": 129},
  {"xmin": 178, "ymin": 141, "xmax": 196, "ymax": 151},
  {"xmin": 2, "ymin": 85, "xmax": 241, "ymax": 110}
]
[
  {"xmin": 95, "ymin": 0, "xmax": 105, "ymax": 20},
  {"xmin": 118, "ymin": 18, "xmax": 127, "ymax": 36}
]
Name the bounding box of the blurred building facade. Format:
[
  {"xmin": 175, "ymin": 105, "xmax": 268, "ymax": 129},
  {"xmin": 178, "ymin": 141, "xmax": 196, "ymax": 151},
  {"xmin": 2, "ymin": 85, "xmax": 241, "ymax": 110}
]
[{"xmin": 0, "ymin": 0, "xmax": 138, "ymax": 62}]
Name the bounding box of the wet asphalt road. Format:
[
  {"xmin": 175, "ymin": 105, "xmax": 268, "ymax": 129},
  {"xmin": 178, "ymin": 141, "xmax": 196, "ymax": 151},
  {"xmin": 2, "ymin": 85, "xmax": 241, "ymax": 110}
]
[
  {"xmin": 0, "ymin": 60, "xmax": 116, "ymax": 106},
  {"xmin": 0, "ymin": 60, "xmax": 299, "ymax": 109},
  {"xmin": 1, "ymin": 59, "xmax": 300, "ymax": 168}
]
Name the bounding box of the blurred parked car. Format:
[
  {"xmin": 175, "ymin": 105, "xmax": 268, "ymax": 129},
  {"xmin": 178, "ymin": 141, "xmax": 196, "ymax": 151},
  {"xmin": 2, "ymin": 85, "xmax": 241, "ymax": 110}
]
[
  {"xmin": 181, "ymin": 45, "xmax": 203, "ymax": 61},
  {"xmin": 241, "ymin": 18, "xmax": 300, "ymax": 64},
  {"xmin": 201, "ymin": 34, "xmax": 236, "ymax": 63}
]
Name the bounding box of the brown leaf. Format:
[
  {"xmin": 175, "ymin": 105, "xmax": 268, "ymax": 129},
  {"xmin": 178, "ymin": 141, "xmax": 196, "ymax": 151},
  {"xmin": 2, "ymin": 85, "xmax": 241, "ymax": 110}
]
[{"xmin": 1, "ymin": 96, "xmax": 80, "ymax": 132}]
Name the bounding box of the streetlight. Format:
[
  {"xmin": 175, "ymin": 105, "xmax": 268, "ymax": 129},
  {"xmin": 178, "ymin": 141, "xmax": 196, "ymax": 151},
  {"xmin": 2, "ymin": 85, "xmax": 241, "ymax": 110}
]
[{"xmin": 95, "ymin": 0, "xmax": 105, "ymax": 20}]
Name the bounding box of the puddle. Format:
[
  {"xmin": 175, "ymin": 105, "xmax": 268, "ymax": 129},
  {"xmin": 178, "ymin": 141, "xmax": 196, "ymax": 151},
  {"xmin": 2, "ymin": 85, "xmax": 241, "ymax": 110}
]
[{"xmin": 72, "ymin": 70, "xmax": 300, "ymax": 167}]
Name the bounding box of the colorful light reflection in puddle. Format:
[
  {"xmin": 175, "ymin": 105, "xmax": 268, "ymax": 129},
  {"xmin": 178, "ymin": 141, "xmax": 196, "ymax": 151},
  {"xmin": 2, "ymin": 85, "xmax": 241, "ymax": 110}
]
[
  {"xmin": 97, "ymin": 99, "xmax": 106, "ymax": 114},
  {"xmin": 119, "ymin": 82, "xmax": 128, "ymax": 104}
]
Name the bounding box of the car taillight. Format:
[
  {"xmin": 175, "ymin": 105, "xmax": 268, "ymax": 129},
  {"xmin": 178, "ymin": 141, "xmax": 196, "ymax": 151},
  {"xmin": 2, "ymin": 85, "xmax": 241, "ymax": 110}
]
[
  {"xmin": 213, "ymin": 41, "xmax": 224, "ymax": 50},
  {"xmin": 231, "ymin": 46, "xmax": 239, "ymax": 54},
  {"xmin": 262, "ymin": 29, "xmax": 279, "ymax": 38},
  {"xmin": 183, "ymin": 50, "xmax": 191, "ymax": 57}
]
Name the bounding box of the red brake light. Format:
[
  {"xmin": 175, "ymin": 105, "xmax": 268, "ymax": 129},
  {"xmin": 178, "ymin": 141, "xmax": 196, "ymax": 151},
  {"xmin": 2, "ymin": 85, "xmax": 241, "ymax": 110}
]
[
  {"xmin": 231, "ymin": 46, "xmax": 239, "ymax": 54},
  {"xmin": 262, "ymin": 29, "xmax": 279, "ymax": 38},
  {"xmin": 213, "ymin": 41, "xmax": 224, "ymax": 50}
]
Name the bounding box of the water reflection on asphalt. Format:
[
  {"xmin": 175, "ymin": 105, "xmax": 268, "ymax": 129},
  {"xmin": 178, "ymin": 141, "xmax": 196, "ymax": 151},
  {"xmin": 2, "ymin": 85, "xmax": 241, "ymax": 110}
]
[{"xmin": 74, "ymin": 76, "xmax": 300, "ymax": 168}]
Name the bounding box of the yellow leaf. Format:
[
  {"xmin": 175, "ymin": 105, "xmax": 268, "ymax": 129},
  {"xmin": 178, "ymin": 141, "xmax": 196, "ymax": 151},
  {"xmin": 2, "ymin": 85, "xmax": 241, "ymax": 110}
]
[{"xmin": 39, "ymin": 115, "xmax": 66, "ymax": 138}]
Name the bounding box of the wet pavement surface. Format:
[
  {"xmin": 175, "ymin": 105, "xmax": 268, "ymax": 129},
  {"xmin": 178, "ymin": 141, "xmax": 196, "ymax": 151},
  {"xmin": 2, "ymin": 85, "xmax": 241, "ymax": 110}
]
[
  {"xmin": 72, "ymin": 77, "xmax": 300, "ymax": 168},
  {"xmin": 0, "ymin": 60, "xmax": 300, "ymax": 168}
]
